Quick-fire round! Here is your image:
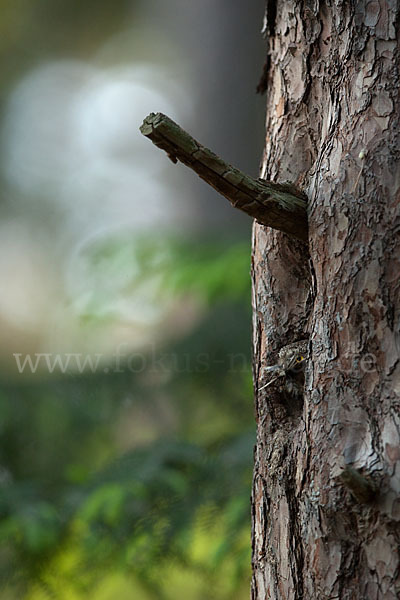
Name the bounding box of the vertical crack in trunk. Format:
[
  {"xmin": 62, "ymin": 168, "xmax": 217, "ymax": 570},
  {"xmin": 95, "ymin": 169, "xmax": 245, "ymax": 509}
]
[{"xmin": 286, "ymin": 465, "xmax": 305, "ymax": 599}]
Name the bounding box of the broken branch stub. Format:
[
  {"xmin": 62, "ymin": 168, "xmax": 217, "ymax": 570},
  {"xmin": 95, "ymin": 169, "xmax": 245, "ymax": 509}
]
[{"xmin": 140, "ymin": 112, "xmax": 308, "ymax": 242}]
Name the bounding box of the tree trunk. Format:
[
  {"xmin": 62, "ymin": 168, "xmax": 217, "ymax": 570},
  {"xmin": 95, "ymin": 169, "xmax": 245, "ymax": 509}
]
[{"xmin": 251, "ymin": 2, "xmax": 400, "ymax": 599}]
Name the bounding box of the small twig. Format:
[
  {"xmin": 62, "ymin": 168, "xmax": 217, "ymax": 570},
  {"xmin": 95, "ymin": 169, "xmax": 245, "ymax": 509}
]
[
  {"xmin": 259, "ymin": 375, "xmax": 281, "ymax": 391},
  {"xmin": 140, "ymin": 113, "xmax": 308, "ymax": 242}
]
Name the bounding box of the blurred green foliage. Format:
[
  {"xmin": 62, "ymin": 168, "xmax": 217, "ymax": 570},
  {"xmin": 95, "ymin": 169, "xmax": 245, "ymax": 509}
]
[
  {"xmin": 0, "ymin": 237, "xmax": 254, "ymax": 599},
  {"xmin": 0, "ymin": 0, "xmax": 261, "ymax": 595},
  {"xmin": 76, "ymin": 234, "xmax": 251, "ymax": 321}
]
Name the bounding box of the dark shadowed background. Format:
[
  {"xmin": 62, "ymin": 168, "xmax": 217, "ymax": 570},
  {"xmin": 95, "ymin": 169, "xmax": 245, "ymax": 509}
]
[{"xmin": 0, "ymin": 2, "xmax": 265, "ymax": 598}]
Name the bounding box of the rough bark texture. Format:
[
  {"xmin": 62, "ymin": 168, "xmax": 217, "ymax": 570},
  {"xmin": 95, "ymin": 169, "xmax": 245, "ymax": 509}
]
[{"xmin": 251, "ymin": 2, "xmax": 400, "ymax": 599}]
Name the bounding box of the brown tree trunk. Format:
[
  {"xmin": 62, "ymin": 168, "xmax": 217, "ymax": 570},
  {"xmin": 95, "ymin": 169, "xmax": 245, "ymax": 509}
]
[{"xmin": 251, "ymin": 2, "xmax": 400, "ymax": 599}]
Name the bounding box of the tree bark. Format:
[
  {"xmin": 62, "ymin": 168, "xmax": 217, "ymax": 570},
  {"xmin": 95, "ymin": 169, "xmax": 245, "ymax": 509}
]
[{"xmin": 251, "ymin": 2, "xmax": 400, "ymax": 599}]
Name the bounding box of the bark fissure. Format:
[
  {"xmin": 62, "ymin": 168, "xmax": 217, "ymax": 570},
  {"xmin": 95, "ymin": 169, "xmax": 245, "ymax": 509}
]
[{"xmin": 285, "ymin": 454, "xmax": 306, "ymax": 599}]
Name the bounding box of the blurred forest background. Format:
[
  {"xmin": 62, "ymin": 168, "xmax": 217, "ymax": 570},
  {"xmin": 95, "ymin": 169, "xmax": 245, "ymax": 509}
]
[{"xmin": 0, "ymin": 1, "xmax": 266, "ymax": 598}]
